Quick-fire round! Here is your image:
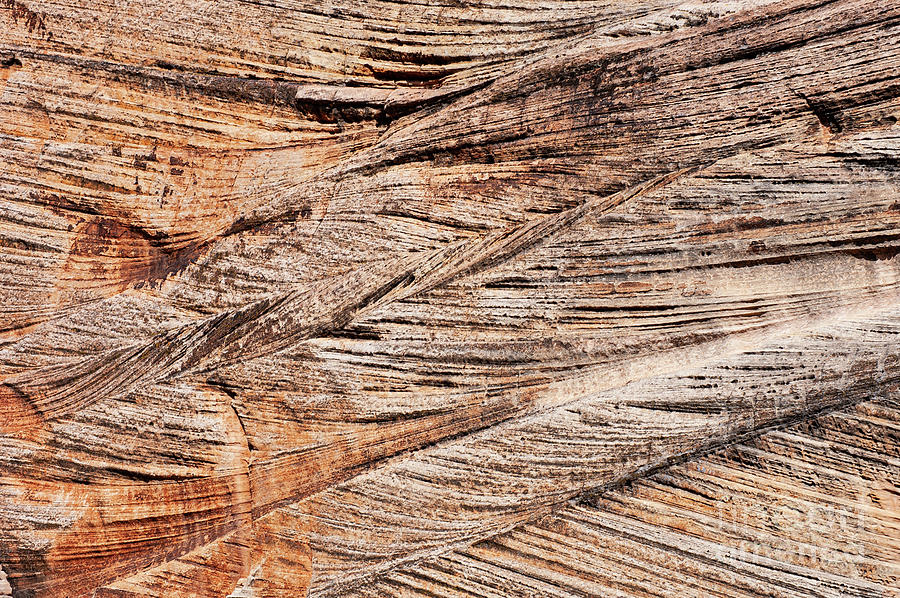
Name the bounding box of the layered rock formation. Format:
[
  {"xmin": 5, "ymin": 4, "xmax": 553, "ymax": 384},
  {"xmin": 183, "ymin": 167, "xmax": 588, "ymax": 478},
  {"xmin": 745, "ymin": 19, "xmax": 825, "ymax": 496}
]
[{"xmin": 1, "ymin": 0, "xmax": 898, "ymax": 596}]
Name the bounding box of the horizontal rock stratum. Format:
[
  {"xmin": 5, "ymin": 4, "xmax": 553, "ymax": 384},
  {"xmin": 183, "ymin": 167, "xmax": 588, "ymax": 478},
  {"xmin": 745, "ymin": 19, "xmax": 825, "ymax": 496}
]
[{"xmin": 1, "ymin": 0, "xmax": 898, "ymax": 596}]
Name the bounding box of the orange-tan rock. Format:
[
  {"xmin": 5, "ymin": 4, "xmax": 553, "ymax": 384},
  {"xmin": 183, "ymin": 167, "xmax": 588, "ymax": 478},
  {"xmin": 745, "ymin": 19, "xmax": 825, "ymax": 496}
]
[{"xmin": 1, "ymin": 0, "xmax": 898, "ymax": 596}]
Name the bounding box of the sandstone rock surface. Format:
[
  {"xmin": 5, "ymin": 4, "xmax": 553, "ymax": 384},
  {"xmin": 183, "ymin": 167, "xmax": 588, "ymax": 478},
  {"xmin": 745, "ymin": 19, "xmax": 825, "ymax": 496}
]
[{"xmin": 1, "ymin": 0, "xmax": 898, "ymax": 596}]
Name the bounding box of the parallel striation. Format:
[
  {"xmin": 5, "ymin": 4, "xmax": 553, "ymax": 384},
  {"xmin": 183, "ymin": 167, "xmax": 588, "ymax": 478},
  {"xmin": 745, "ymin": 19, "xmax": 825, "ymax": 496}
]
[
  {"xmin": 1, "ymin": 0, "xmax": 899, "ymax": 596},
  {"xmin": 354, "ymin": 397, "xmax": 900, "ymax": 597}
]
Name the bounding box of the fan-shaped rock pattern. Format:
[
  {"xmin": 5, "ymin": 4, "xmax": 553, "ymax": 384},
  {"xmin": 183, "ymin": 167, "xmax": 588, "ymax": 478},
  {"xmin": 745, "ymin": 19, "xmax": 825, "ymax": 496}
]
[{"xmin": 1, "ymin": 0, "xmax": 898, "ymax": 596}]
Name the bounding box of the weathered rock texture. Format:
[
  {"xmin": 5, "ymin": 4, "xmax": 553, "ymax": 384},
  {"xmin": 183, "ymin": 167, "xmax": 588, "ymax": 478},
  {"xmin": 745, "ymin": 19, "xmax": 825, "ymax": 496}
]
[
  {"xmin": 355, "ymin": 397, "xmax": 900, "ymax": 598},
  {"xmin": 1, "ymin": 0, "xmax": 898, "ymax": 596}
]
